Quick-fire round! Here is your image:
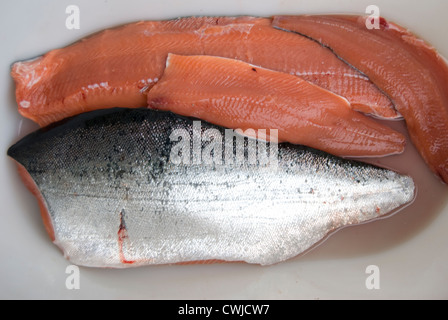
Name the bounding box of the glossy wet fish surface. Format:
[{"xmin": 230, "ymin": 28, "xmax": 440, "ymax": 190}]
[{"xmin": 8, "ymin": 108, "xmax": 415, "ymax": 268}]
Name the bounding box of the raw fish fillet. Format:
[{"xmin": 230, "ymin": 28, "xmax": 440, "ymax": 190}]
[
  {"xmin": 7, "ymin": 108, "xmax": 415, "ymax": 268},
  {"xmin": 148, "ymin": 54, "xmax": 405, "ymax": 158},
  {"xmin": 273, "ymin": 15, "xmax": 448, "ymax": 183},
  {"xmin": 11, "ymin": 16, "xmax": 397, "ymax": 127}
]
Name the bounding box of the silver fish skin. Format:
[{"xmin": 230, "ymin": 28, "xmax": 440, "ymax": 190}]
[{"xmin": 8, "ymin": 108, "xmax": 415, "ymax": 268}]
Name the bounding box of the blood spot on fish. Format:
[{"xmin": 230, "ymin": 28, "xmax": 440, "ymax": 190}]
[
  {"xmin": 117, "ymin": 210, "xmax": 135, "ymax": 265},
  {"xmin": 379, "ymin": 17, "xmax": 389, "ymax": 29},
  {"xmin": 251, "ymin": 67, "xmax": 257, "ymax": 72}
]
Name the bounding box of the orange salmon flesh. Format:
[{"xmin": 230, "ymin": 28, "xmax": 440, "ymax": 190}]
[
  {"xmin": 148, "ymin": 54, "xmax": 405, "ymax": 158},
  {"xmin": 11, "ymin": 16, "xmax": 397, "ymax": 127},
  {"xmin": 273, "ymin": 15, "xmax": 448, "ymax": 183}
]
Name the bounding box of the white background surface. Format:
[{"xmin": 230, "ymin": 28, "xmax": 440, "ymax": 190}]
[{"xmin": 1, "ymin": 0, "xmax": 448, "ymax": 300}]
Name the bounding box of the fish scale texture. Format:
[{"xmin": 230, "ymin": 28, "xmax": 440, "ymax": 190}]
[{"xmin": 8, "ymin": 108, "xmax": 415, "ymax": 268}]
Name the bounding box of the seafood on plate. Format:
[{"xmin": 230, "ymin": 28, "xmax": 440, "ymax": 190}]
[{"xmin": 9, "ymin": 14, "xmax": 448, "ymax": 268}]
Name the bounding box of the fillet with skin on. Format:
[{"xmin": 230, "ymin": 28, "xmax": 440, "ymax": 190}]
[
  {"xmin": 148, "ymin": 54, "xmax": 405, "ymax": 158},
  {"xmin": 11, "ymin": 16, "xmax": 397, "ymax": 127},
  {"xmin": 273, "ymin": 15, "xmax": 448, "ymax": 183},
  {"xmin": 7, "ymin": 108, "xmax": 415, "ymax": 268}
]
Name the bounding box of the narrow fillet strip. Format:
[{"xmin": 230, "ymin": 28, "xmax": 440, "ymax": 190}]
[
  {"xmin": 11, "ymin": 16, "xmax": 396, "ymax": 127},
  {"xmin": 273, "ymin": 15, "xmax": 448, "ymax": 183},
  {"xmin": 147, "ymin": 54, "xmax": 405, "ymax": 158}
]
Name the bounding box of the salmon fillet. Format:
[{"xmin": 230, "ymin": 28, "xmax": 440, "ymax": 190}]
[
  {"xmin": 11, "ymin": 16, "xmax": 397, "ymax": 127},
  {"xmin": 7, "ymin": 107, "xmax": 414, "ymax": 268},
  {"xmin": 147, "ymin": 54, "xmax": 405, "ymax": 158},
  {"xmin": 273, "ymin": 15, "xmax": 448, "ymax": 183}
]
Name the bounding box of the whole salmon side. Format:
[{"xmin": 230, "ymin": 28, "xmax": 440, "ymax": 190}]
[
  {"xmin": 10, "ymin": 16, "xmax": 397, "ymax": 127},
  {"xmin": 7, "ymin": 108, "xmax": 415, "ymax": 268}
]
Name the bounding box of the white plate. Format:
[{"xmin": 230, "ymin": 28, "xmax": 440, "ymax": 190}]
[{"xmin": 1, "ymin": 0, "xmax": 447, "ymax": 300}]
